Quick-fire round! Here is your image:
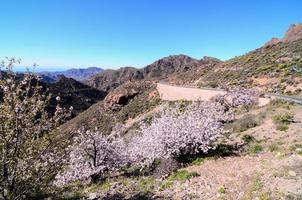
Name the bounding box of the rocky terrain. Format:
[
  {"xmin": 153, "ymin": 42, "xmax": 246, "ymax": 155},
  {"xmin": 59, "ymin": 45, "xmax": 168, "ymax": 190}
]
[
  {"xmin": 60, "ymin": 80, "xmax": 160, "ymax": 133},
  {"xmin": 3, "ymin": 23, "xmax": 301, "ymax": 200},
  {"xmin": 45, "ymin": 76, "xmax": 107, "ymax": 116},
  {"xmin": 84, "ymin": 23, "xmax": 302, "ymax": 96},
  {"xmin": 59, "ymin": 23, "xmax": 302, "ymax": 133},
  {"xmin": 56, "ymin": 99, "xmax": 302, "ymax": 200}
]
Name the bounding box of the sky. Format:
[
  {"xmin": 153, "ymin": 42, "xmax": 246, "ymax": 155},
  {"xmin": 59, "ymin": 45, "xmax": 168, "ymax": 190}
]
[{"xmin": 0, "ymin": 0, "xmax": 301, "ymax": 71}]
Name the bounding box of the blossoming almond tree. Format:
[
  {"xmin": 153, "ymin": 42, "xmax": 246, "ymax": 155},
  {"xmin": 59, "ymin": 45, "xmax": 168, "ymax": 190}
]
[
  {"xmin": 55, "ymin": 127, "xmax": 128, "ymax": 186},
  {"xmin": 128, "ymin": 101, "xmax": 234, "ymax": 168},
  {"xmin": 55, "ymin": 88, "xmax": 259, "ymax": 185},
  {"xmin": 213, "ymin": 88, "xmax": 260, "ymax": 108},
  {"xmin": 0, "ymin": 58, "xmax": 71, "ymax": 199}
]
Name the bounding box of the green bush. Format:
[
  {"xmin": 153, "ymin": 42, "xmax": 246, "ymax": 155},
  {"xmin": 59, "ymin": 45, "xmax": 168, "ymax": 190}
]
[
  {"xmin": 159, "ymin": 170, "xmax": 199, "ymax": 190},
  {"xmin": 276, "ymin": 123, "xmax": 289, "ymax": 131},
  {"xmin": 268, "ymin": 143, "xmax": 279, "ymax": 152},
  {"xmin": 269, "ymin": 99, "xmax": 292, "ymax": 109},
  {"xmin": 242, "ymin": 134, "xmax": 256, "ymax": 144},
  {"xmin": 249, "ymin": 144, "xmax": 263, "ymax": 154},
  {"xmin": 168, "ymin": 170, "xmax": 199, "ymax": 181},
  {"xmin": 273, "ymin": 112, "xmax": 294, "ymax": 125},
  {"xmin": 231, "ymin": 114, "xmax": 264, "ymax": 133},
  {"xmin": 190, "ymin": 157, "xmax": 205, "ymax": 166},
  {"xmin": 273, "ymin": 112, "xmax": 294, "ymax": 131}
]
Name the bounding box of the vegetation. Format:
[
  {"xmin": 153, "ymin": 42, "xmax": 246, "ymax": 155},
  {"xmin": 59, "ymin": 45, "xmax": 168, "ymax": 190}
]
[
  {"xmin": 231, "ymin": 113, "xmax": 265, "ymax": 133},
  {"xmin": 249, "ymin": 144, "xmax": 263, "ymax": 154},
  {"xmin": 167, "ymin": 170, "xmax": 199, "ymax": 181},
  {"xmin": 273, "ymin": 112, "xmax": 294, "ymax": 131},
  {"xmin": 0, "ymin": 59, "xmax": 72, "ymax": 199}
]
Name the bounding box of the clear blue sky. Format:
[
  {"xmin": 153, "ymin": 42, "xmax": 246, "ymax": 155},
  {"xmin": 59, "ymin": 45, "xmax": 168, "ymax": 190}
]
[{"xmin": 0, "ymin": 0, "xmax": 301, "ymax": 71}]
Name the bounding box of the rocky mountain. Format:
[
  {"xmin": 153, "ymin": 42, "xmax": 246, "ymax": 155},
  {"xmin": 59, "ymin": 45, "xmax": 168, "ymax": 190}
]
[
  {"xmin": 265, "ymin": 23, "xmax": 302, "ymax": 46},
  {"xmin": 283, "ymin": 23, "xmax": 302, "ymax": 42},
  {"xmin": 40, "ymin": 67, "xmax": 103, "ymax": 82},
  {"xmin": 85, "ymin": 67, "xmax": 143, "ymax": 92},
  {"xmin": 196, "ymin": 31, "xmax": 302, "ymax": 95},
  {"xmin": 65, "ymin": 23, "xmax": 302, "ymax": 132},
  {"xmin": 142, "ymin": 54, "xmax": 201, "ymax": 79},
  {"xmin": 85, "ymin": 55, "xmax": 221, "ymax": 91}
]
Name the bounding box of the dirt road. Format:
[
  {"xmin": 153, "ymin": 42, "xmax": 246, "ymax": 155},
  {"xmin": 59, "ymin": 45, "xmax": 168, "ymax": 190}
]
[{"xmin": 156, "ymin": 82, "xmax": 270, "ymax": 106}]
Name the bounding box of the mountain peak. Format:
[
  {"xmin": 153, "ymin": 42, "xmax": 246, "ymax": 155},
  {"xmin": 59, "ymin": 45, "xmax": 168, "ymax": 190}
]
[
  {"xmin": 283, "ymin": 23, "xmax": 302, "ymax": 42},
  {"xmin": 265, "ymin": 23, "xmax": 302, "ymax": 46},
  {"xmin": 201, "ymin": 56, "xmax": 221, "ymax": 63}
]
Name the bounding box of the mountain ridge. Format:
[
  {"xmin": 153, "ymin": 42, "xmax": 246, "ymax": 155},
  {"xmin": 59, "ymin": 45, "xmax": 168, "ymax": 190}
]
[{"xmin": 40, "ymin": 66, "xmax": 103, "ymax": 82}]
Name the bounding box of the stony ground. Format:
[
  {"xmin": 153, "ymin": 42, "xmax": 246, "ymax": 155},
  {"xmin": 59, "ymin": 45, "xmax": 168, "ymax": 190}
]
[{"xmin": 156, "ymin": 103, "xmax": 302, "ymax": 200}]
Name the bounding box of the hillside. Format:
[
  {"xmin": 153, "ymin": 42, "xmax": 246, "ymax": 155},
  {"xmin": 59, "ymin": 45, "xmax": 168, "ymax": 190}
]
[
  {"xmin": 85, "ymin": 67, "xmax": 144, "ymax": 92},
  {"xmin": 85, "ymin": 55, "xmax": 221, "ymax": 92},
  {"xmin": 45, "ymin": 76, "xmax": 107, "ymax": 116},
  {"xmin": 196, "ymin": 38, "xmax": 302, "ymax": 95},
  {"xmin": 64, "ymin": 23, "xmax": 302, "ymax": 137},
  {"xmin": 60, "ymin": 80, "xmax": 160, "ymax": 133},
  {"xmin": 84, "ymin": 25, "xmax": 302, "ymax": 97},
  {"xmin": 195, "ymin": 24, "xmax": 302, "ymax": 94}
]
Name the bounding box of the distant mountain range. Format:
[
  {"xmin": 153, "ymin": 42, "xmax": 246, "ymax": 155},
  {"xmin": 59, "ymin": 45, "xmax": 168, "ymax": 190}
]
[{"xmin": 39, "ymin": 67, "xmax": 103, "ymax": 82}]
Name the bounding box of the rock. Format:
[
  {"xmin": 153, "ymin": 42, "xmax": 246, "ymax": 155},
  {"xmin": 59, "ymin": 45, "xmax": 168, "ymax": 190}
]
[
  {"xmin": 283, "ymin": 23, "xmax": 302, "ymax": 42},
  {"xmin": 104, "ymin": 81, "xmax": 155, "ymax": 111},
  {"xmin": 263, "ymin": 23, "xmax": 302, "ymax": 46},
  {"xmin": 87, "ymin": 192, "xmax": 100, "ymax": 200},
  {"xmin": 264, "ymin": 37, "xmax": 282, "ymax": 47},
  {"xmin": 288, "ymin": 170, "xmax": 296, "ymax": 177}
]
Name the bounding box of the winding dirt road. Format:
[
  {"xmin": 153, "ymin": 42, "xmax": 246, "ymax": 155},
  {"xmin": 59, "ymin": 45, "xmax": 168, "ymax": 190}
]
[{"xmin": 156, "ymin": 82, "xmax": 270, "ymax": 106}]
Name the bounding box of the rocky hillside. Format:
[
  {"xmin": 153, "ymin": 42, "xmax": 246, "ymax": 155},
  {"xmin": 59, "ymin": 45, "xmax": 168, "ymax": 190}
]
[
  {"xmin": 85, "ymin": 24, "xmax": 302, "ymax": 96},
  {"xmin": 265, "ymin": 23, "xmax": 302, "ymax": 46},
  {"xmin": 61, "ymin": 80, "xmax": 160, "ymax": 133},
  {"xmin": 197, "ymin": 39, "xmax": 302, "ymax": 94},
  {"xmin": 45, "ymin": 76, "xmax": 107, "ymax": 116},
  {"xmin": 193, "ymin": 24, "xmax": 302, "ymax": 95},
  {"xmin": 64, "ymin": 23, "xmax": 302, "ymax": 134},
  {"xmin": 85, "ymin": 67, "xmax": 144, "ymax": 92},
  {"xmin": 85, "ymin": 55, "xmax": 221, "ymax": 92}
]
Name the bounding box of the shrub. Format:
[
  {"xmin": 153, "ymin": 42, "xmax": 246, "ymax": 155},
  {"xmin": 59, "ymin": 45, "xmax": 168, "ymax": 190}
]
[
  {"xmin": 273, "ymin": 112, "xmax": 294, "ymax": 125},
  {"xmin": 190, "ymin": 158, "xmax": 205, "ymax": 166},
  {"xmin": 273, "ymin": 112, "xmax": 294, "ymax": 131},
  {"xmin": 218, "ymin": 186, "xmax": 226, "ymax": 194},
  {"xmin": 242, "ymin": 134, "xmax": 256, "ymax": 144},
  {"xmin": 231, "ymin": 114, "xmax": 261, "ymax": 132},
  {"xmin": 268, "ymin": 143, "xmax": 279, "ymax": 152},
  {"xmin": 249, "ymin": 144, "xmax": 263, "ymax": 154},
  {"xmin": 276, "ymin": 123, "xmax": 289, "ymax": 131},
  {"xmin": 160, "ymin": 170, "xmax": 199, "ymax": 190},
  {"xmin": 168, "ymin": 170, "xmax": 199, "ymax": 181},
  {"xmin": 269, "ymin": 99, "xmax": 292, "ymax": 109}
]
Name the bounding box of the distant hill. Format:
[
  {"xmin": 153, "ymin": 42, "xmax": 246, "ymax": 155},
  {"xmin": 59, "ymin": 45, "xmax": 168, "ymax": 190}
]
[
  {"xmin": 0, "ymin": 72, "xmax": 107, "ymax": 118},
  {"xmin": 40, "ymin": 67, "xmax": 103, "ymax": 82}
]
